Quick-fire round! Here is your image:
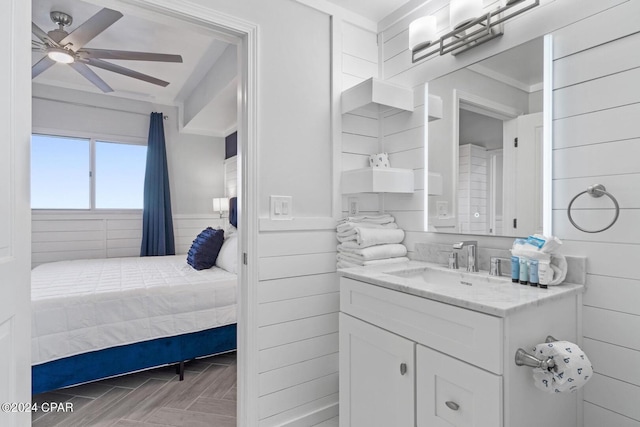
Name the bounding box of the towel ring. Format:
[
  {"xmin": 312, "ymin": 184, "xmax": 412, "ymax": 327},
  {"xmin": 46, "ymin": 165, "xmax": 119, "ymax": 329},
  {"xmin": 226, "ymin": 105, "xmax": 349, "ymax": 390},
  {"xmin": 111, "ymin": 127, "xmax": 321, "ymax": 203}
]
[{"xmin": 567, "ymin": 184, "xmax": 619, "ymax": 233}]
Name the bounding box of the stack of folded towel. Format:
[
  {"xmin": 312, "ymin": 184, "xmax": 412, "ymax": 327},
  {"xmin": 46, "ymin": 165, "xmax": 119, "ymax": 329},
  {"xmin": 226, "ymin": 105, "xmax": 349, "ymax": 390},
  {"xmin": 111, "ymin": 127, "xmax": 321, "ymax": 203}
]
[{"xmin": 336, "ymin": 214, "xmax": 409, "ymax": 268}]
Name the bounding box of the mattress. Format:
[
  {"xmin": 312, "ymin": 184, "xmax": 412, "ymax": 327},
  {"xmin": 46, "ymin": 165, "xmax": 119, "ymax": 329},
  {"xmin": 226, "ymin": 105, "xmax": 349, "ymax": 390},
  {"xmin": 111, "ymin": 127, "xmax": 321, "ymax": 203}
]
[{"xmin": 31, "ymin": 255, "xmax": 237, "ymax": 365}]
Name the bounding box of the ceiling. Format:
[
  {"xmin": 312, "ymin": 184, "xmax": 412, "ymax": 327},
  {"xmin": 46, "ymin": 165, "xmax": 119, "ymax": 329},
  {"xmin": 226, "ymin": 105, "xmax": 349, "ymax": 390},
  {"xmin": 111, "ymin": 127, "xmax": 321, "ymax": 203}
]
[
  {"xmin": 326, "ymin": 0, "xmax": 413, "ymax": 22},
  {"xmin": 32, "ymin": 0, "xmax": 238, "ymax": 135}
]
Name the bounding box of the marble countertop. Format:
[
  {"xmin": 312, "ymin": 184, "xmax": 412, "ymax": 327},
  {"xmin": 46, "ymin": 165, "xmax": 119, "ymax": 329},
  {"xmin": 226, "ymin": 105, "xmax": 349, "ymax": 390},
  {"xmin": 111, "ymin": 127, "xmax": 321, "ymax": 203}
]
[{"xmin": 338, "ymin": 260, "xmax": 584, "ymax": 317}]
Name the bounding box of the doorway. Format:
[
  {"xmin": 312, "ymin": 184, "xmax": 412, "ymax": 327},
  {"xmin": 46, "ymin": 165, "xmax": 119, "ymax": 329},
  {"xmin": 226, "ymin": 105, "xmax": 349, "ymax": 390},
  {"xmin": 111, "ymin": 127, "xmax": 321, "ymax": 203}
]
[{"xmin": 23, "ymin": 0, "xmax": 258, "ymax": 424}]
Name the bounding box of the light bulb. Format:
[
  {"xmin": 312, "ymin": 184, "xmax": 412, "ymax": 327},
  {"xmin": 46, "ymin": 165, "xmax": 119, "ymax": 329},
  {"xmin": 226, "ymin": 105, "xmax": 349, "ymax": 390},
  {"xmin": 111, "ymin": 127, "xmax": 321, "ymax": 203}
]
[{"xmin": 47, "ymin": 48, "xmax": 75, "ymax": 64}]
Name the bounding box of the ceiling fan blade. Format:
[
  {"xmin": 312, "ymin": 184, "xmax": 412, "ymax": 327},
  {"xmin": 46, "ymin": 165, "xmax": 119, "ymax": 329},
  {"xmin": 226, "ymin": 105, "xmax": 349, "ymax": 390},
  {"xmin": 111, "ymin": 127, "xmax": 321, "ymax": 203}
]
[
  {"xmin": 69, "ymin": 62, "xmax": 113, "ymax": 93},
  {"xmin": 32, "ymin": 22, "xmax": 57, "ymax": 46},
  {"xmin": 80, "ymin": 48, "xmax": 182, "ymax": 63},
  {"xmin": 60, "ymin": 8, "xmax": 123, "ymax": 51},
  {"xmin": 32, "ymin": 56, "xmax": 56, "ymax": 78},
  {"xmin": 86, "ymin": 58, "xmax": 170, "ymax": 87}
]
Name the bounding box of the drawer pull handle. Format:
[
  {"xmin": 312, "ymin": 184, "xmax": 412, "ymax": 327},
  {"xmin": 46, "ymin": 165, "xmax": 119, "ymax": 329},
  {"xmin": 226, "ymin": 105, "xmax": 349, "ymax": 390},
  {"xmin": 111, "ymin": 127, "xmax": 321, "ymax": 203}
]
[
  {"xmin": 400, "ymin": 363, "xmax": 407, "ymax": 375},
  {"xmin": 445, "ymin": 401, "xmax": 460, "ymax": 411}
]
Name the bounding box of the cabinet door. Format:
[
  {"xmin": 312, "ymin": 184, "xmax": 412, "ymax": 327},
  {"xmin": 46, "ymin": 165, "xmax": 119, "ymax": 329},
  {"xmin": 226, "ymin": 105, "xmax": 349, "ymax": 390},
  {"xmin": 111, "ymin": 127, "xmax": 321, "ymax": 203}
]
[
  {"xmin": 340, "ymin": 313, "xmax": 415, "ymax": 427},
  {"xmin": 417, "ymin": 345, "xmax": 502, "ymax": 427}
]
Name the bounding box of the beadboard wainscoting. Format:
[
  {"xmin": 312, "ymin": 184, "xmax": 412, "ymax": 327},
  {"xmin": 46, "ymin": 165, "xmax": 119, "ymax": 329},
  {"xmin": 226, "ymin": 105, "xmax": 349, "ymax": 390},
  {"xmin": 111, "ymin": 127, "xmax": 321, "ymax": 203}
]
[
  {"xmin": 375, "ymin": 0, "xmax": 640, "ymax": 425},
  {"xmin": 256, "ymin": 224, "xmax": 338, "ymax": 426},
  {"xmin": 31, "ymin": 212, "xmax": 225, "ymax": 267},
  {"xmin": 340, "ymin": 22, "xmax": 381, "ymax": 216}
]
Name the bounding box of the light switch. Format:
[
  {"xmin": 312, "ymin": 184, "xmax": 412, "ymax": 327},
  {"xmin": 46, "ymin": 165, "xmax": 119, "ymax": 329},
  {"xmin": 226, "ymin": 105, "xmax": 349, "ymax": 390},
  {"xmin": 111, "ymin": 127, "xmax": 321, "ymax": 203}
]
[{"xmin": 270, "ymin": 196, "xmax": 293, "ymax": 220}]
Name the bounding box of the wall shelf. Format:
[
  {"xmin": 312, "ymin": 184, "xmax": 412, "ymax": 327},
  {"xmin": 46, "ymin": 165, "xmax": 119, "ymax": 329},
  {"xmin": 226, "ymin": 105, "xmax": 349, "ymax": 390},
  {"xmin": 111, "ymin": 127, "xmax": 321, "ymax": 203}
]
[
  {"xmin": 341, "ymin": 77, "xmax": 443, "ymax": 121},
  {"xmin": 342, "ymin": 168, "xmax": 414, "ymax": 194}
]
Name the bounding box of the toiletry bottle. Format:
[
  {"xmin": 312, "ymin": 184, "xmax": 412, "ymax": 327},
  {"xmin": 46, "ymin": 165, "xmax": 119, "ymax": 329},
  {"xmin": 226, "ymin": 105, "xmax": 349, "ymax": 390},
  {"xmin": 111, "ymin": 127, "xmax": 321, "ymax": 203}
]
[
  {"xmin": 519, "ymin": 257, "xmax": 528, "ymax": 285},
  {"xmin": 511, "ymin": 256, "xmax": 520, "ymax": 283},
  {"xmin": 538, "ymin": 259, "xmax": 550, "ymax": 289},
  {"xmin": 529, "ymin": 259, "xmax": 539, "ymax": 287}
]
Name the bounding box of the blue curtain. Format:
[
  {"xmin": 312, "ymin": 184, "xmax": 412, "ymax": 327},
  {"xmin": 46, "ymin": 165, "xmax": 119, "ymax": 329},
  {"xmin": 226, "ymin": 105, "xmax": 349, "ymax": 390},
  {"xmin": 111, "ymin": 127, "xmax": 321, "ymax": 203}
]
[{"xmin": 140, "ymin": 112, "xmax": 175, "ymax": 256}]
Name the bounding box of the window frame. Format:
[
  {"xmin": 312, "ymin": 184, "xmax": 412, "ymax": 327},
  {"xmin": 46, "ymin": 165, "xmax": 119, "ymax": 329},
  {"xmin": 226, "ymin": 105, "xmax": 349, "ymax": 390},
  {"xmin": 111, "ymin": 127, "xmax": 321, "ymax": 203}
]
[{"xmin": 31, "ymin": 129, "xmax": 147, "ymax": 212}]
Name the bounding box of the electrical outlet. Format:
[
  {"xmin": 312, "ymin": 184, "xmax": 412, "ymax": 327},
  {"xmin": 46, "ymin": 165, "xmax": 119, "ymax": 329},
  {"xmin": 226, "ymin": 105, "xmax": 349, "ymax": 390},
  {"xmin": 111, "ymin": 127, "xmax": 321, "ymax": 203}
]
[
  {"xmin": 347, "ymin": 197, "xmax": 359, "ymax": 216},
  {"xmin": 436, "ymin": 201, "xmax": 449, "ymax": 219},
  {"xmin": 270, "ymin": 195, "xmax": 293, "ymax": 220}
]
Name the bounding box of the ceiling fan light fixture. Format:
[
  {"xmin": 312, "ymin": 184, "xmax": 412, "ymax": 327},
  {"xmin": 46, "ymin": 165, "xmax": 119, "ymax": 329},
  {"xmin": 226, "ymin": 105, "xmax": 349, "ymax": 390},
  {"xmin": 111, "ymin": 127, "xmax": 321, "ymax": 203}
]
[{"xmin": 47, "ymin": 47, "xmax": 75, "ymax": 64}]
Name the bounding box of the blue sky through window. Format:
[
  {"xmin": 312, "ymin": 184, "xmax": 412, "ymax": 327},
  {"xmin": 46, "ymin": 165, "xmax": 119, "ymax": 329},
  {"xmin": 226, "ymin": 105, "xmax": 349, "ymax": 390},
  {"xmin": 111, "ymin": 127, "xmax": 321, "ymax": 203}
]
[
  {"xmin": 31, "ymin": 135, "xmax": 147, "ymax": 209},
  {"xmin": 96, "ymin": 141, "xmax": 147, "ymax": 209},
  {"xmin": 31, "ymin": 135, "xmax": 90, "ymax": 209}
]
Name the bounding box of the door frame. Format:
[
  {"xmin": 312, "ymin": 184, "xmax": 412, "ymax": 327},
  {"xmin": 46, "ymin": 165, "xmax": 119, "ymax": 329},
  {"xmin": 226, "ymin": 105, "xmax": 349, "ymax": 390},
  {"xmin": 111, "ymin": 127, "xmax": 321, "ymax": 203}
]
[{"xmin": 27, "ymin": 0, "xmax": 260, "ymax": 424}]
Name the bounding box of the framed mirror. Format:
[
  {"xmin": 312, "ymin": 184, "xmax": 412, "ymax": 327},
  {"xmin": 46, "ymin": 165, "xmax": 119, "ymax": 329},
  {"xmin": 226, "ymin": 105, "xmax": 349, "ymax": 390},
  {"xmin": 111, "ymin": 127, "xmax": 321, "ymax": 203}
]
[{"xmin": 425, "ymin": 35, "xmax": 551, "ymax": 237}]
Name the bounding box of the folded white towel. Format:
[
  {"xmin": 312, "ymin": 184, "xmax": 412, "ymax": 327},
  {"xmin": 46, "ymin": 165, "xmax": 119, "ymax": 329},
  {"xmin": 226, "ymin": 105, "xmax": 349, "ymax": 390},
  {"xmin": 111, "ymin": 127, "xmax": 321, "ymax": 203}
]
[
  {"xmin": 337, "ymin": 221, "xmax": 398, "ymax": 235},
  {"xmin": 338, "ymin": 243, "xmax": 407, "ymax": 261},
  {"xmin": 337, "ymin": 228, "xmax": 405, "ymax": 248},
  {"xmin": 337, "ymin": 256, "xmax": 410, "ymax": 268},
  {"xmin": 337, "ymin": 214, "xmax": 395, "ymax": 225}
]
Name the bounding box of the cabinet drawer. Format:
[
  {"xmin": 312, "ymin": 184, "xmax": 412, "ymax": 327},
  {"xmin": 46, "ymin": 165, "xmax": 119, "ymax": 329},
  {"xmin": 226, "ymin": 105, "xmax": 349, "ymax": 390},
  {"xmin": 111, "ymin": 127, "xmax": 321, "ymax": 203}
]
[
  {"xmin": 341, "ymin": 277, "xmax": 503, "ymax": 374},
  {"xmin": 417, "ymin": 345, "xmax": 502, "ymax": 427}
]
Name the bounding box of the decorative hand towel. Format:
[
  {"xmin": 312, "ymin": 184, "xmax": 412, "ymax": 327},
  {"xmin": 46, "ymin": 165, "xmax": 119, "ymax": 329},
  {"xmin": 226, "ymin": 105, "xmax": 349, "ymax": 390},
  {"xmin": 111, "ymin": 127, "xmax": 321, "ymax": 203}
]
[
  {"xmin": 337, "ymin": 228, "xmax": 405, "ymax": 248},
  {"xmin": 531, "ymin": 340, "xmax": 593, "ymax": 393},
  {"xmin": 369, "ymin": 152, "xmax": 390, "ymax": 168},
  {"xmin": 337, "ymin": 243, "xmax": 407, "ymax": 261}
]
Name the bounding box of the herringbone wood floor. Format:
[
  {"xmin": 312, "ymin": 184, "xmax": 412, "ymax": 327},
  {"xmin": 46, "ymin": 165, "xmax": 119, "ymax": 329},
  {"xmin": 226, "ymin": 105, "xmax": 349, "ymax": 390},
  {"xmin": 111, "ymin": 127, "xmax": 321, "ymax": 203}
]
[{"xmin": 32, "ymin": 352, "xmax": 237, "ymax": 427}]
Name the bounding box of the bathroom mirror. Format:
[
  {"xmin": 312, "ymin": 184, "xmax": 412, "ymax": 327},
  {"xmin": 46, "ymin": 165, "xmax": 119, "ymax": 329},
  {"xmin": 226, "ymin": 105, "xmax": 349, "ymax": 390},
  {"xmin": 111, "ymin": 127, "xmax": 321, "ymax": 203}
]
[{"xmin": 426, "ymin": 36, "xmax": 550, "ymax": 237}]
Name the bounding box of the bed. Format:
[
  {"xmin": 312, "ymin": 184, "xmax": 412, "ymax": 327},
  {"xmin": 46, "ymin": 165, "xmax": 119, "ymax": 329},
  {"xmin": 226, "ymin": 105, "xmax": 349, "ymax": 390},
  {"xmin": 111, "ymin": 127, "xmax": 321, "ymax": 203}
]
[{"xmin": 31, "ymin": 201, "xmax": 239, "ymax": 395}]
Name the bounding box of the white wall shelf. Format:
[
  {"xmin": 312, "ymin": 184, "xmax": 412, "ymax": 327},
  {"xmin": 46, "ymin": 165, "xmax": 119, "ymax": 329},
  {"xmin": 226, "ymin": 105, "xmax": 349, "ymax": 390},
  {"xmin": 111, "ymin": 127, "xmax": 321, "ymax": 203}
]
[
  {"xmin": 341, "ymin": 77, "xmax": 443, "ymax": 121},
  {"xmin": 342, "ymin": 167, "xmax": 414, "ymax": 194}
]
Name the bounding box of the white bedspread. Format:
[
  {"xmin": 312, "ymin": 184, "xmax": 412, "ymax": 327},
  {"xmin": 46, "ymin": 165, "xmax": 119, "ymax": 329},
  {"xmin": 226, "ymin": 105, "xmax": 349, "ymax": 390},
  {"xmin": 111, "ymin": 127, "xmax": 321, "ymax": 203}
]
[{"xmin": 31, "ymin": 256, "xmax": 237, "ymax": 365}]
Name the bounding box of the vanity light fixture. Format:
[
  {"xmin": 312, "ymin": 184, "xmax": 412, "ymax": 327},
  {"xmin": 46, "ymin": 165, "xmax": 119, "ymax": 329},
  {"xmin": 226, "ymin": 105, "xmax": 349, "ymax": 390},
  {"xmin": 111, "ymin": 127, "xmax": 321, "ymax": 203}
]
[{"xmin": 409, "ymin": 0, "xmax": 539, "ymax": 63}]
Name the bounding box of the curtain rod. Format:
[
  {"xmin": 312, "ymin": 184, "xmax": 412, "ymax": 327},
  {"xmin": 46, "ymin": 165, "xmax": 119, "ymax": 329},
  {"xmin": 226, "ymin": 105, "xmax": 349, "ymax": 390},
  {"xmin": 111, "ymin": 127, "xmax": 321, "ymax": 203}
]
[{"xmin": 33, "ymin": 96, "xmax": 168, "ymax": 119}]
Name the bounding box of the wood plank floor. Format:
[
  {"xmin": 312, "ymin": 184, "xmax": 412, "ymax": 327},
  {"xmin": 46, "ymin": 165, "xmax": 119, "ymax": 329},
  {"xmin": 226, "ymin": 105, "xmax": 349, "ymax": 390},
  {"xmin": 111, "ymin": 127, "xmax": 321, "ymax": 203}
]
[{"xmin": 32, "ymin": 352, "xmax": 237, "ymax": 427}]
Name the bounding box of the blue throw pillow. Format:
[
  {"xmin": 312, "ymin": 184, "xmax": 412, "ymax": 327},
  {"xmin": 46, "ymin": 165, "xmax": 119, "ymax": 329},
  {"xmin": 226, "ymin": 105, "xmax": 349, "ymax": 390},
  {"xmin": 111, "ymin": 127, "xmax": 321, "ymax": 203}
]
[{"xmin": 187, "ymin": 227, "xmax": 225, "ymax": 270}]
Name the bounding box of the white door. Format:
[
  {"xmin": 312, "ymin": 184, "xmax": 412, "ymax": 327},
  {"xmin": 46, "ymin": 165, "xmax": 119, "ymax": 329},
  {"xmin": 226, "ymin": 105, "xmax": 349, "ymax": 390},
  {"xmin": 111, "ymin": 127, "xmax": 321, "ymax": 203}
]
[
  {"xmin": 0, "ymin": 1, "xmax": 32, "ymax": 426},
  {"xmin": 503, "ymin": 112, "xmax": 543, "ymax": 235},
  {"xmin": 339, "ymin": 313, "xmax": 415, "ymax": 427}
]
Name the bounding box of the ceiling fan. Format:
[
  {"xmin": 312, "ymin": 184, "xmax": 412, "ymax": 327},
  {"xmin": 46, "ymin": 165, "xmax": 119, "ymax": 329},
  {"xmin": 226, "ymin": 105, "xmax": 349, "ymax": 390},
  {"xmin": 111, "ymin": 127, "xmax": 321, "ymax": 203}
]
[{"xmin": 31, "ymin": 8, "xmax": 183, "ymax": 93}]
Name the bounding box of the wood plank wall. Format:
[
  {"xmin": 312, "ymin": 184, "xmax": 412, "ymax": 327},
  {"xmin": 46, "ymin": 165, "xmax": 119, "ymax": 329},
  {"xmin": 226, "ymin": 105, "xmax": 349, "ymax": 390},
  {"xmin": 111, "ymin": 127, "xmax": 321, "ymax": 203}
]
[
  {"xmin": 551, "ymin": 4, "xmax": 640, "ymax": 424},
  {"xmin": 256, "ymin": 229, "xmax": 339, "ymax": 426},
  {"xmin": 341, "ymin": 22, "xmax": 380, "ymax": 215},
  {"xmin": 377, "ymin": 0, "xmax": 640, "ymax": 425},
  {"xmin": 31, "ymin": 212, "xmax": 225, "ymax": 267}
]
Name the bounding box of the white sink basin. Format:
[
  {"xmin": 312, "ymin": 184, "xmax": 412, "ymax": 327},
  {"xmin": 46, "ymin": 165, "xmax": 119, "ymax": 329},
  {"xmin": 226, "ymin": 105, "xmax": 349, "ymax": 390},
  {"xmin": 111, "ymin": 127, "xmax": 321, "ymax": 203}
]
[{"xmin": 386, "ymin": 265, "xmax": 511, "ymax": 287}]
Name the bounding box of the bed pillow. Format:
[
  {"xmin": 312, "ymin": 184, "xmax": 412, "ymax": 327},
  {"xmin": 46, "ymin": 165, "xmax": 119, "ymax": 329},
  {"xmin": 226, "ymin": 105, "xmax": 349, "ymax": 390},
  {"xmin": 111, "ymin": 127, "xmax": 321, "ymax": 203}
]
[
  {"xmin": 187, "ymin": 227, "xmax": 225, "ymax": 270},
  {"xmin": 216, "ymin": 234, "xmax": 238, "ymax": 274}
]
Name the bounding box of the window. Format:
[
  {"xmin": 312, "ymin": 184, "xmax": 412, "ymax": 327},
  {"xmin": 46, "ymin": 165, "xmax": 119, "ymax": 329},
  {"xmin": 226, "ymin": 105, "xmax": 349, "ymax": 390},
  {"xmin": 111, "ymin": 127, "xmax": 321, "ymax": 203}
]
[{"xmin": 31, "ymin": 134, "xmax": 147, "ymax": 210}]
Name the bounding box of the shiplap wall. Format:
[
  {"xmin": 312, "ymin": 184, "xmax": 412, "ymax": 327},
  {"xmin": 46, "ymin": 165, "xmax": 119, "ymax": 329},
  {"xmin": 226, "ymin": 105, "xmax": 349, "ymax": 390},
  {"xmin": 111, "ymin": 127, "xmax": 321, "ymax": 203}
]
[
  {"xmin": 376, "ymin": 0, "xmax": 640, "ymax": 424},
  {"xmin": 458, "ymin": 144, "xmax": 488, "ymax": 234},
  {"xmin": 31, "ymin": 212, "xmax": 224, "ymax": 267},
  {"xmin": 551, "ymin": 4, "xmax": 640, "ymax": 424},
  {"xmin": 256, "ymin": 228, "xmax": 339, "ymax": 426},
  {"xmin": 341, "ymin": 22, "xmax": 380, "ymax": 215}
]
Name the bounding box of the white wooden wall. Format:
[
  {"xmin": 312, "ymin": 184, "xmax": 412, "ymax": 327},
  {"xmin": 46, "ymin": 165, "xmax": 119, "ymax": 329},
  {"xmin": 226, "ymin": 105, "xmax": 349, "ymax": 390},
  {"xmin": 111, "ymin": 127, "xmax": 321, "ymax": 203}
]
[
  {"xmin": 256, "ymin": 226, "xmax": 338, "ymax": 426},
  {"xmin": 31, "ymin": 212, "xmax": 225, "ymax": 267},
  {"xmin": 458, "ymin": 144, "xmax": 487, "ymax": 234},
  {"xmin": 341, "ymin": 22, "xmax": 380, "ymax": 215},
  {"xmin": 551, "ymin": 4, "xmax": 640, "ymax": 424},
  {"xmin": 375, "ymin": 0, "xmax": 640, "ymax": 424}
]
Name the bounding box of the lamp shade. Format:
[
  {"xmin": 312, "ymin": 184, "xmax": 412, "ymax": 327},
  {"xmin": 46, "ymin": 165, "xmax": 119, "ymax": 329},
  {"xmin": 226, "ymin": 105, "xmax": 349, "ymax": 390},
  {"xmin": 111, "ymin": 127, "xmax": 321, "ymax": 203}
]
[
  {"xmin": 213, "ymin": 197, "xmax": 229, "ymax": 213},
  {"xmin": 409, "ymin": 16, "xmax": 437, "ymax": 52},
  {"xmin": 450, "ymin": 0, "xmax": 483, "ymax": 29}
]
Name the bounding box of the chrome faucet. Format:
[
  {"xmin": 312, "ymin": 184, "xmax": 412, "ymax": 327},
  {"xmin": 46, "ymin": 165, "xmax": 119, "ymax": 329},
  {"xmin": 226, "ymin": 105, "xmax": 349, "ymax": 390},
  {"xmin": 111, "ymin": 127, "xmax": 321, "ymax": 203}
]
[{"xmin": 453, "ymin": 241, "xmax": 478, "ymax": 272}]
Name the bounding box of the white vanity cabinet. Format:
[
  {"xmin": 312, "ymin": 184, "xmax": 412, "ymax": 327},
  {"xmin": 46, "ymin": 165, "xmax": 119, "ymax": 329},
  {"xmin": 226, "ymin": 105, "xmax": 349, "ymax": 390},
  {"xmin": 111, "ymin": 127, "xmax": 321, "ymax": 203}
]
[{"xmin": 339, "ymin": 275, "xmax": 581, "ymax": 427}]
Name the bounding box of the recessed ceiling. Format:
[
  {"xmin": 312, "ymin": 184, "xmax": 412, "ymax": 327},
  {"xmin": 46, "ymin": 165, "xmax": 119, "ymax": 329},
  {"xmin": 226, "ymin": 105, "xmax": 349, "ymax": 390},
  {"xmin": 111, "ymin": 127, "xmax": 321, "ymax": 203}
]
[
  {"xmin": 32, "ymin": 0, "xmax": 233, "ymax": 106},
  {"xmin": 325, "ymin": 0, "xmax": 413, "ymax": 22}
]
